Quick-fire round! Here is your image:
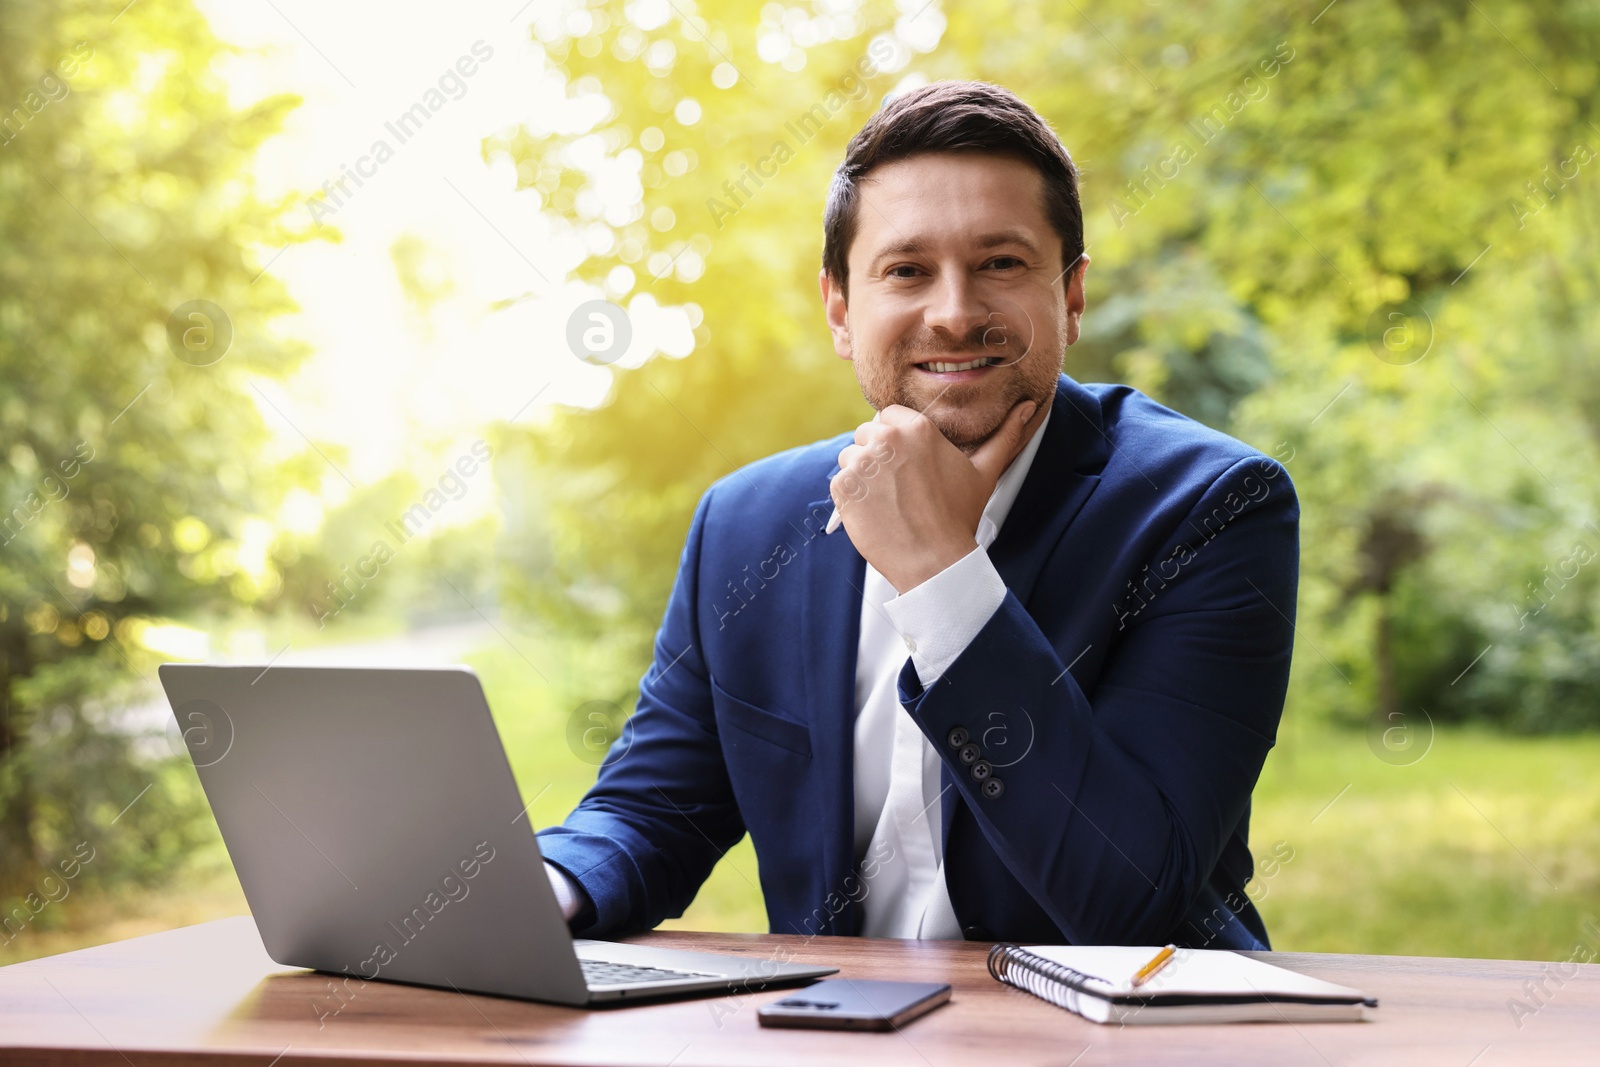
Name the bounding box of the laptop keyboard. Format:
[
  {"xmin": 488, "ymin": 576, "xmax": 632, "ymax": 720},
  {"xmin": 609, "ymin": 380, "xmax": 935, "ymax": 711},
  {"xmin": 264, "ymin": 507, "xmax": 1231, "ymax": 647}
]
[{"xmin": 580, "ymin": 958, "xmax": 721, "ymax": 987}]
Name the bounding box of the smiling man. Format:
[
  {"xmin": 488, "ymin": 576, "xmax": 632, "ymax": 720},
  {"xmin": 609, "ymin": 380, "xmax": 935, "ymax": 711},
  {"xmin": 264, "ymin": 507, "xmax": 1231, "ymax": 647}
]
[{"xmin": 537, "ymin": 81, "xmax": 1300, "ymax": 950}]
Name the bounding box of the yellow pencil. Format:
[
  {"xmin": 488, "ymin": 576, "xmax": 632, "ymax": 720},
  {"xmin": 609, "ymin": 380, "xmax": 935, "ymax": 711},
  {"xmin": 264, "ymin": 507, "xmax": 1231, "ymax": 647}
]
[{"xmin": 1130, "ymin": 944, "xmax": 1177, "ymax": 988}]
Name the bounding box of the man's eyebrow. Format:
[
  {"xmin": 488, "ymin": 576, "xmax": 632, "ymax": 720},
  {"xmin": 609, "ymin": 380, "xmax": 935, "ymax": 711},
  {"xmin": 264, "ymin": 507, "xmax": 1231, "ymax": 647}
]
[{"xmin": 869, "ymin": 229, "xmax": 1042, "ymax": 267}]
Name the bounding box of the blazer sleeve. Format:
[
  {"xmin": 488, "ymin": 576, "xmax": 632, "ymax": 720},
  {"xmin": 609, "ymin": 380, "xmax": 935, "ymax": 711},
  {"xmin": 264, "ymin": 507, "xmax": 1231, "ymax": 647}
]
[
  {"xmin": 536, "ymin": 486, "xmax": 743, "ymax": 936},
  {"xmin": 898, "ymin": 454, "xmax": 1299, "ymax": 944}
]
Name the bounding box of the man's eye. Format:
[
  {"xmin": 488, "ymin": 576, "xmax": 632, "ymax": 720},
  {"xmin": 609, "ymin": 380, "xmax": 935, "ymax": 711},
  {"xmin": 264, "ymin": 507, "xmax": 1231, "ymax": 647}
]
[{"xmin": 887, "ymin": 258, "xmax": 1021, "ymax": 278}]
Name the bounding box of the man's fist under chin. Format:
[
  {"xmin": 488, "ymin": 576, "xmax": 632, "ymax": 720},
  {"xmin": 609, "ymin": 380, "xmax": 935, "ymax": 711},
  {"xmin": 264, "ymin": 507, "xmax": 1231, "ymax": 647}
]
[{"xmin": 831, "ymin": 398, "xmax": 1042, "ymax": 595}]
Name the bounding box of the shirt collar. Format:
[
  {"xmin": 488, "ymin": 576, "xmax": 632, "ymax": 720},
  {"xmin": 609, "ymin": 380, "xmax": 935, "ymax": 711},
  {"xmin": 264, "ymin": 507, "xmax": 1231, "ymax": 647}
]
[{"xmin": 976, "ymin": 402, "xmax": 1053, "ymax": 549}]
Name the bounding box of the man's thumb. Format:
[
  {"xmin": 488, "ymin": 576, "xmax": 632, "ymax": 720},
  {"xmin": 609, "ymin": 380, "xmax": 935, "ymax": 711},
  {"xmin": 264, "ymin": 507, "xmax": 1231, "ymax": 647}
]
[{"xmin": 970, "ymin": 399, "xmax": 1038, "ymax": 482}]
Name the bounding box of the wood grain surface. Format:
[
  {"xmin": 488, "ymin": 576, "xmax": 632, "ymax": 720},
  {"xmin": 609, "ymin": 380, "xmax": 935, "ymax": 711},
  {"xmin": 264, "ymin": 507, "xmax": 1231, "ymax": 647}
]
[{"xmin": 2, "ymin": 916, "xmax": 1597, "ymax": 1066}]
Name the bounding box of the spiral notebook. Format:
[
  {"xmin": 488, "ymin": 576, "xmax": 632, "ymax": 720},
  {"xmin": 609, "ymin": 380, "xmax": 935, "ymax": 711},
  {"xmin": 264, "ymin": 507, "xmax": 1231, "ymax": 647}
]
[{"xmin": 987, "ymin": 943, "xmax": 1377, "ymax": 1025}]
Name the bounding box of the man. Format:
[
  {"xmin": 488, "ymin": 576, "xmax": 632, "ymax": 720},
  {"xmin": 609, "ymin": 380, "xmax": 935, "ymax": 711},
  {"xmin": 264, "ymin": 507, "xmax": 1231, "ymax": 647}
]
[{"xmin": 537, "ymin": 80, "xmax": 1298, "ymax": 950}]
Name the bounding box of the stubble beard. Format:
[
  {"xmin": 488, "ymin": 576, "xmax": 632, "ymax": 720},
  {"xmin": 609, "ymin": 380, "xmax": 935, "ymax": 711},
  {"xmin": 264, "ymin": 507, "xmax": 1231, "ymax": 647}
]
[{"xmin": 855, "ymin": 348, "xmax": 1062, "ymax": 455}]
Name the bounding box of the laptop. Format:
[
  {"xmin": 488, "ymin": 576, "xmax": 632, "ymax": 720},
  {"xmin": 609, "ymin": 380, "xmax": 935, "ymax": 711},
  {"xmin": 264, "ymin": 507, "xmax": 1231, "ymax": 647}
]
[{"xmin": 157, "ymin": 663, "xmax": 837, "ymax": 1006}]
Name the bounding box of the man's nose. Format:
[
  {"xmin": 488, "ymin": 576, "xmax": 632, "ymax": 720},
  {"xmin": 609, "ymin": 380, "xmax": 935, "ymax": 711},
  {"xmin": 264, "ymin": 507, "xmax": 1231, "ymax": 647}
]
[{"xmin": 923, "ymin": 271, "xmax": 992, "ymax": 343}]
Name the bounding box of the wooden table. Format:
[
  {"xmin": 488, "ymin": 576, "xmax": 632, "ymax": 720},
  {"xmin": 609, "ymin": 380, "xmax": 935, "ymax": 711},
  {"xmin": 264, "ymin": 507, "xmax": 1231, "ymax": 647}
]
[{"xmin": 2, "ymin": 917, "xmax": 1597, "ymax": 1066}]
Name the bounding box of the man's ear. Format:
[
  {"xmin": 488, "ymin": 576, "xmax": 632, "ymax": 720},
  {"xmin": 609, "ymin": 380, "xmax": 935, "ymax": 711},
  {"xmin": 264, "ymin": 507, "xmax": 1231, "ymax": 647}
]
[
  {"xmin": 819, "ymin": 268, "xmax": 853, "ymax": 360},
  {"xmin": 1064, "ymin": 254, "xmax": 1090, "ymax": 346}
]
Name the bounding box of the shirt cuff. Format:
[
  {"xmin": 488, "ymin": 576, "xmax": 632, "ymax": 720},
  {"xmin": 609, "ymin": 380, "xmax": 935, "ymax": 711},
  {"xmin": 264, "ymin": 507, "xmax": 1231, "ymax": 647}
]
[
  {"xmin": 545, "ymin": 861, "xmax": 586, "ymax": 922},
  {"xmin": 881, "ymin": 544, "xmax": 1008, "ymax": 688}
]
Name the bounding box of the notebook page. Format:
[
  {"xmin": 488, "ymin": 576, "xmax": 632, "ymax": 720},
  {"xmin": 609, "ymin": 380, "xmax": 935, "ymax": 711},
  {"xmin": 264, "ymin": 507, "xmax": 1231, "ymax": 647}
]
[{"xmin": 1019, "ymin": 945, "xmax": 1370, "ymax": 1001}]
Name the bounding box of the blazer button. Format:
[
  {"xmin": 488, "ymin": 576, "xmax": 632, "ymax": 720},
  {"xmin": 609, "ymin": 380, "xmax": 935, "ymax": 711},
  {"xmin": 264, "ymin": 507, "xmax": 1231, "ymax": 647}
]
[
  {"xmin": 962, "ymin": 923, "xmax": 994, "ymax": 941},
  {"xmin": 947, "ymin": 726, "xmax": 969, "ymax": 749},
  {"xmin": 981, "ymin": 778, "xmax": 1005, "ymax": 799},
  {"xmin": 970, "ymin": 759, "xmax": 993, "ymax": 781},
  {"xmin": 957, "ymin": 743, "xmax": 982, "ymax": 766}
]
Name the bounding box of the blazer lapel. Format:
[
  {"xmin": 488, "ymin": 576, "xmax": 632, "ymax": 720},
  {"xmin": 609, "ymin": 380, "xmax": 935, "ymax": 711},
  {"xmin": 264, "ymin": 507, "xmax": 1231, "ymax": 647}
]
[
  {"xmin": 987, "ymin": 374, "xmax": 1109, "ymax": 604},
  {"xmin": 797, "ymin": 481, "xmax": 866, "ymax": 935}
]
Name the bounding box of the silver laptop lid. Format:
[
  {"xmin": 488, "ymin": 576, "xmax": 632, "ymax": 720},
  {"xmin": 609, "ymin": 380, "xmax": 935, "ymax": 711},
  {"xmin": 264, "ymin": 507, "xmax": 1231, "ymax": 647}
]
[{"xmin": 158, "ymin": 664, "xmax": 590, "ymax": 1006}]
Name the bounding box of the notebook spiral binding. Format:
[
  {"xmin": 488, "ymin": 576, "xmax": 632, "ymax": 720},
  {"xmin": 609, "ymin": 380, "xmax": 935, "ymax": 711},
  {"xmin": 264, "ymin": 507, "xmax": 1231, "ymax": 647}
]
[{"xmin": 987, "ymin": 942, "xmax": 1119, "ymax": 1014}]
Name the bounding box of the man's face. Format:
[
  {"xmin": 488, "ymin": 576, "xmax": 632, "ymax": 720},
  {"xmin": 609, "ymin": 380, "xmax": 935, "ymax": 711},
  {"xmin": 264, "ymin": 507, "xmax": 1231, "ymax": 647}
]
[{"xmin": 820, "ymin": 151, "xmax": 1088, "ymax": 454}]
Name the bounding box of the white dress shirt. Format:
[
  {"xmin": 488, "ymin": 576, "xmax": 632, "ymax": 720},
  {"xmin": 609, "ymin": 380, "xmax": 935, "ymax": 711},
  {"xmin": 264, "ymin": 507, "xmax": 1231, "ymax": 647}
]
[{"xmin": 545, "ymin": 406, "xmax": 1054, "ymax": 932}]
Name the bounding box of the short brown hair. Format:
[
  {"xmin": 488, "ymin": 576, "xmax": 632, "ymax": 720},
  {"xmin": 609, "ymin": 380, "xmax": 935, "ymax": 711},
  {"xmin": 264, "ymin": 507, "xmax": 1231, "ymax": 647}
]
[{"xmin": 822, "ymin": 80, "xmax": 1084, "ymax": 302}]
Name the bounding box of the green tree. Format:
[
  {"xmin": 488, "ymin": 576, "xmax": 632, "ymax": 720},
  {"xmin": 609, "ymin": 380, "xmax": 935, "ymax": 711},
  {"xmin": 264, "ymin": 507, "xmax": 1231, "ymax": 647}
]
[{"xmin": 0, "ymin": 0, "xmax": 315, "ymax": 900}]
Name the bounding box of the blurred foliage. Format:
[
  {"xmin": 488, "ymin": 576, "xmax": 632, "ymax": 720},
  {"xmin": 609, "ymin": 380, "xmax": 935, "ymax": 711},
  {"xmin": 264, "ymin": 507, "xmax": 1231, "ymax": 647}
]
[
  {"xmin": 496, "ymin": 0, "xmax": 1600, "ymax": 735},
  {"xmin": 275, "ymin": 470, "xmax": 502, "ymax": 633},
  {"xmin": 0, "ymin": 0, "xmax": 319, "ymax": 900}
]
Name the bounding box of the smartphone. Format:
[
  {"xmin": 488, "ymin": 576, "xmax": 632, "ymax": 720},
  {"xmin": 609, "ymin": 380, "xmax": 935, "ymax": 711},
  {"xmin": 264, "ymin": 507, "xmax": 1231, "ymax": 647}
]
[{"xmin": 756, "ymin": 979, "xmax": 952, "ymax": 1031}]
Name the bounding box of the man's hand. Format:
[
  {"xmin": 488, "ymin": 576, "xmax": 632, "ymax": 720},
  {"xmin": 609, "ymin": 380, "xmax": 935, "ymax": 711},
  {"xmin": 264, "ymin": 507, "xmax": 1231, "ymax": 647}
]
[{"xmin": 831, "ymin": 398, "xmax": 1042, "ymax": 594}]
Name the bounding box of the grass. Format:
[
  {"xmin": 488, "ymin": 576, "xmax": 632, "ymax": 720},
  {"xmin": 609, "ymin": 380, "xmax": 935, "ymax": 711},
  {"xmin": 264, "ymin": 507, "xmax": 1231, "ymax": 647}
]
[
  {"xmin": 1250, "ymin": 716, "xmax": 1600, "ymax": 958},
  {"xmin": 5, "ymin": 632, "xmax": 1596, "ymax": 966}
]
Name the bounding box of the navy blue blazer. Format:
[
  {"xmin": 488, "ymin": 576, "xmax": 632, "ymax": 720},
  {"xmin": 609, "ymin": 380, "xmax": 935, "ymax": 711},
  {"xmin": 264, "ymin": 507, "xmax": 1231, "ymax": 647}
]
[{"xmin": 538, "ymin": 373, "xmax": 1299, "ymax": 950}]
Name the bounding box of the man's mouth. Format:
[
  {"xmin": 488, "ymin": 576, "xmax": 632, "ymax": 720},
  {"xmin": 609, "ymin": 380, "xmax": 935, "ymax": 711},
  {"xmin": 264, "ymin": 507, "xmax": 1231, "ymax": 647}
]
[{"xmin": 914, "ymin": 356, "xmax": 1002, "ymax": 374}]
